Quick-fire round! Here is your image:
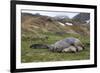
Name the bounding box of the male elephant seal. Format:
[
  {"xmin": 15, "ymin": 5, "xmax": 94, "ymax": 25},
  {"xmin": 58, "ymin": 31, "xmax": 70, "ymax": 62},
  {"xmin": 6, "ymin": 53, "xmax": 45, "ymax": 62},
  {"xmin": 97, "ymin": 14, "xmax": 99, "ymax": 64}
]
[{"xmin": 49, "ymin": 37, "xmax": 84, "ymax": 53}]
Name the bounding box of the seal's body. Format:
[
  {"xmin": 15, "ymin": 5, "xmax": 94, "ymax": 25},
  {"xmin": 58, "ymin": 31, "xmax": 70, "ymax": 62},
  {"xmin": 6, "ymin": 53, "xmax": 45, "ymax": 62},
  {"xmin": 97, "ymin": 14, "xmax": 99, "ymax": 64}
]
[{"xmin": 49, "ymin": 37, "xmax": 84, "ymax": 53}]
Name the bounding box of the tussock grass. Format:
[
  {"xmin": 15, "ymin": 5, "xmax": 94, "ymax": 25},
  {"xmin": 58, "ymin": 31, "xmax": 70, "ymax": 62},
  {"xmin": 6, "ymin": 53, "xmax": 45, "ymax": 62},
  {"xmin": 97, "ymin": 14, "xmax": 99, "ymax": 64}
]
[{"xmin": 21, "ymin": 33, "xmax": 90, "ymax": 63}]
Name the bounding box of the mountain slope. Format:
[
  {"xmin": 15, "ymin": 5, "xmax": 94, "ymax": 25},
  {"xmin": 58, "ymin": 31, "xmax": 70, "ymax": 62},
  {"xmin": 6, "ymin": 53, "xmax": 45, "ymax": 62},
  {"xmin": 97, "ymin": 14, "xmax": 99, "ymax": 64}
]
[
  {"xmin": 21, "ymin": 13, "xmax": 90, "ymax": 40},
  {"xmin": 73, "ymin": 13, "xmax": 90, "ymax": 23}
]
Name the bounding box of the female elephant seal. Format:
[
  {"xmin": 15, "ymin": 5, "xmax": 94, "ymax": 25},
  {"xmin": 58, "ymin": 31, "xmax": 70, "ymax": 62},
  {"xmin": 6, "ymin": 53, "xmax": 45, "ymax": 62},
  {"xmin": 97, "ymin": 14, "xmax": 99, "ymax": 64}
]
[
  {"xmin": 62, "ymin": 46, "xmax": 77, "ymax": 53},
  {"xmin": 49, "ymin": 37, "xmax": 84, "ymax": 53}
]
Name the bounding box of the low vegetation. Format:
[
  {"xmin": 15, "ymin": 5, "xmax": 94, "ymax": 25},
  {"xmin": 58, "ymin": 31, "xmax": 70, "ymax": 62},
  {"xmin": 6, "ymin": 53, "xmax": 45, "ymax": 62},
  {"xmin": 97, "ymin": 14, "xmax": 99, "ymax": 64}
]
[{"xmin": 21, "ymin": 33, "xmax": 90, "ymax": 63}]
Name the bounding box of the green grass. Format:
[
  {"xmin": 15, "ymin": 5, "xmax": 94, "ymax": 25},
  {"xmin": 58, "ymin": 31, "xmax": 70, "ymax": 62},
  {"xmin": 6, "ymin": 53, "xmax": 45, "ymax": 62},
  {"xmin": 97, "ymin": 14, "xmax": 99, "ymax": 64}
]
[{"xmin": 21, "ymin": 33, "xmax": 90, "ymax": 63}]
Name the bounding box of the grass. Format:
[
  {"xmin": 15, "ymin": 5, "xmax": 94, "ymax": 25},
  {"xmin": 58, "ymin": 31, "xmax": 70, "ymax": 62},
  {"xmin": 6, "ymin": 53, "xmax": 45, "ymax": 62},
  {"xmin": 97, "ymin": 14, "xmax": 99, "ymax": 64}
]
[{"xmin": 21, "ymin": 33, "xmax": 90, "ymax": 63}]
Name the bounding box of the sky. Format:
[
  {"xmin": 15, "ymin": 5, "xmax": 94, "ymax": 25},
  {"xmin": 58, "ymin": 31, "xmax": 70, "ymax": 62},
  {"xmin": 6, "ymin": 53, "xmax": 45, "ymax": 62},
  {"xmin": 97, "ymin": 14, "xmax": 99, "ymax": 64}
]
[{"xmin": 22, "ymin": 10, "xmax": 79, "ymax": 19}]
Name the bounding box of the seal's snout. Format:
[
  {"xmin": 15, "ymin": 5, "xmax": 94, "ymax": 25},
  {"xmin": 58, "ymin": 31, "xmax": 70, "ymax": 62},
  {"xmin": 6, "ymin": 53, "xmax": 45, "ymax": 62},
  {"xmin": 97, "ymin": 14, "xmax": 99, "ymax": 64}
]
[{"xmin": 30, "ymin": 44, "xmax": 33, "ymax": 48}]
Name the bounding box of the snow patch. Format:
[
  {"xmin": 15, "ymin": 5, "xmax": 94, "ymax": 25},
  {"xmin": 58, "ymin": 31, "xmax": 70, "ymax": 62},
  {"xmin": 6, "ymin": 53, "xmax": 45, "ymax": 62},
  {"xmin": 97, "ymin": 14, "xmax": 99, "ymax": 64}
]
[
  {"xmin": 58, "ymin": 22, "xmax": 65, "ymax": 26},
  {"xmin": 65, "ymin": 22, "xmax": 73, "ymax": 26}
]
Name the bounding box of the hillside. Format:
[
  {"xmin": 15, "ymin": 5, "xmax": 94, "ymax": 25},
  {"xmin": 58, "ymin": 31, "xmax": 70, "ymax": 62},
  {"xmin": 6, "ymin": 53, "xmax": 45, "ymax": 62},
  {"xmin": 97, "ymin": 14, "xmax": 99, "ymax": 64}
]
[{"xmin": 21, "ymin": 12, "xmax": 90, "ymax": 41}]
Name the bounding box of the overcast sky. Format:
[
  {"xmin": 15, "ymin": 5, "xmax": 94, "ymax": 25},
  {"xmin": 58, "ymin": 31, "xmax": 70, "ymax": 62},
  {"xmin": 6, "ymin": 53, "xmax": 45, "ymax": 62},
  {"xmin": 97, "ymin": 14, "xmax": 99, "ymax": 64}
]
[{"xmin": 22, "ymin": 10, "xmax": 79, "ymax": 19}]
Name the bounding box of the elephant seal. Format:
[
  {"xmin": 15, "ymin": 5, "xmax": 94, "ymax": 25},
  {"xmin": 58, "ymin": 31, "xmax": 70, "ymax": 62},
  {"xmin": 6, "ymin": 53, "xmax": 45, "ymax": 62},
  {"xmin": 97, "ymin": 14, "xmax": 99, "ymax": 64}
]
[
  {"xmin": 62, "ymin": 46, "xmax": 77, "ymax": 53},
  {"xmin": 30, "ymin": 44, "xmax": 49, "ymax": 49},
  {"xmin": 49, "ymin": 37, "xmax": 84, "ymax": 53}
]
